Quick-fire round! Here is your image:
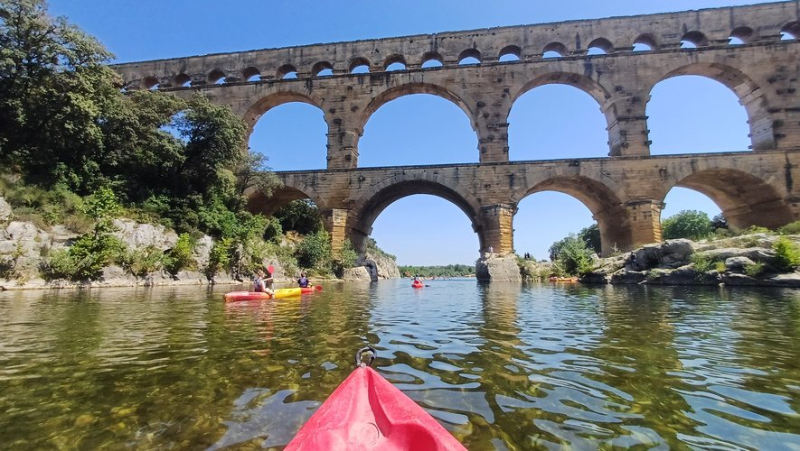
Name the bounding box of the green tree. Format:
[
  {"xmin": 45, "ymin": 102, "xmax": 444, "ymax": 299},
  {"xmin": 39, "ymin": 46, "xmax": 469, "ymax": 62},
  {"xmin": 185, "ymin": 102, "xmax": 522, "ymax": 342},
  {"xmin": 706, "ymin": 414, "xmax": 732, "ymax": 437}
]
[
  {"xmin": 0, "ymin": 0, "xmax": 121, "ymax": 192},
  {"xmin": 551, "ymin": 234, "xmax": 594, "ymax": 275},
  {"xmin": 661, "ymin": 210, "xmax": 713, "ymax": 240},
  {"xmin": 578, "ymin": 223, "xmax": 601, "ymax": 253},
  {"xmin": 274, "ymin": 199, "xmax": 322, "ymax": 235}
]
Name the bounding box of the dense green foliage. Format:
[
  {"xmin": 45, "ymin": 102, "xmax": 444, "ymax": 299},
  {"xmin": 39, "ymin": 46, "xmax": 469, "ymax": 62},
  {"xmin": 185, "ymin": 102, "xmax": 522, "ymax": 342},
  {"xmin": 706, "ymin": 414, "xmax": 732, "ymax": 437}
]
[
  {"xmin": 274, "ymin": 200, "xmax": 322, "ymax": 235},
  {"xmin": 550, "ymin": 235, "xmax": 594, "ymax": 275},
  {"xmin": 773, "ymin": 236, "xmax": 800, "ymax": 271},
  {"xmin": 578, "ymin": 223, "xmax": 601, "ymax": 254},
  {"xmin": 398, "ymin": 264, "xmax": 474, "ymax": 278},
  {"xmin": 662, "ymin": 210, "xmax": 713, "ymax": 240}
]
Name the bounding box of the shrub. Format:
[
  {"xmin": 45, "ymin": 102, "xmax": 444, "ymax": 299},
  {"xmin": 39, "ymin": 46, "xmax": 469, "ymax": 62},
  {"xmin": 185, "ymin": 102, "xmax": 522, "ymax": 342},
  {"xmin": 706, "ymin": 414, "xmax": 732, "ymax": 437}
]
[
  {"xmin": 296, "ymin": 229, "xmax": 332, "ymax": 271},
  {"xmin": 741, "ymin": 225, "xmax": 771, "ymax": 235},
  {"xmin": 714, "ymin": 261, "xmax": 726, "ymax": 273},
  {"xmin": 164, "ymin": 234, "xmax": 195, "ymax": 275},
  {"xmin": 778, "ymin": 220, "xmax": 800, "ymax": 235},
  {"xmin": 690, "ymin": 253, "xmax": 713, "ymax": 273},
  {"xmin": 662, "ymin": 210, "xmax": 712, "ymax": 240},
  {"xmin": 333, "ymin": 239, "xmax": 359, "ymax": 277},
  {"xmin": 206, "ymin": 238, "xmax": 233, "ymax": 277},
  {"xmin": 553, "ymin": 235, "xmax": 594, "ymax": 275},
  {"xmin": 773, "ymin": 236, "xmax": 800, "ymax": 270},
  {"xmin": 744, "ymin": 262, "xmax": 765, "ymax": 277},
  {"xmin": 121, "ymin": 246, "xmax": 163, "ymax": 277}
]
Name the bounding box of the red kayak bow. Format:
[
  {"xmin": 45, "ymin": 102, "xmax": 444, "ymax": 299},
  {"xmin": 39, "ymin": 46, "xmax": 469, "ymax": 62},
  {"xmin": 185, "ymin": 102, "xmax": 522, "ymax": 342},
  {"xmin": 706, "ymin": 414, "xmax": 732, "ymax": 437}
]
[{"xmin": 286, "ymin": 347, "xmax": 465, "ymax": 450}]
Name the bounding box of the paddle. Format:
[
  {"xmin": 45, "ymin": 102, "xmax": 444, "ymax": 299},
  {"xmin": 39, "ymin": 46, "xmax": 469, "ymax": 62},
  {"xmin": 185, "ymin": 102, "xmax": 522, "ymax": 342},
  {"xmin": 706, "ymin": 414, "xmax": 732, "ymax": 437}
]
[{"xmin": 267, "ymin": 264, "xmax": 274, "ymax": 275}]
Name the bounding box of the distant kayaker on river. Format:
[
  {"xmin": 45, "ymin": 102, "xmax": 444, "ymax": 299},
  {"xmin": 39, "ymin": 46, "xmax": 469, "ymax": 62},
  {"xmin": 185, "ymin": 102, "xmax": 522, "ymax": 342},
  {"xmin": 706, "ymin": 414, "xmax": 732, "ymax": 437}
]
[{"xmin": 298, "ymin": 272, "xmax": 310, "ymax": 288}]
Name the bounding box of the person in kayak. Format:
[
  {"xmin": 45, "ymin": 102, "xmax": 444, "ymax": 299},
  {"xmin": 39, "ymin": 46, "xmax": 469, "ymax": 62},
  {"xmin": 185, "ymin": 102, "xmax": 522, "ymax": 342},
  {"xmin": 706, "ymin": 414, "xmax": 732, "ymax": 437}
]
[
  {"xmin": 297, "ymin": 272, "xmax": 310, "ymax": 288},
  {"xmin": 253, "ymin": 268, "xmax": 274, "ymax": 294}
]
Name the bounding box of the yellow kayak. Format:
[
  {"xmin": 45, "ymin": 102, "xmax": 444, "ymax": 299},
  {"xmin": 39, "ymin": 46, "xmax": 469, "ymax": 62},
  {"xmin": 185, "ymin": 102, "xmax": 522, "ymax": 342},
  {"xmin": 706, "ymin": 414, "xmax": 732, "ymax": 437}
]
[{"xmin": 274, "ymin": 288, "xmax": 302, "ymax": 299}]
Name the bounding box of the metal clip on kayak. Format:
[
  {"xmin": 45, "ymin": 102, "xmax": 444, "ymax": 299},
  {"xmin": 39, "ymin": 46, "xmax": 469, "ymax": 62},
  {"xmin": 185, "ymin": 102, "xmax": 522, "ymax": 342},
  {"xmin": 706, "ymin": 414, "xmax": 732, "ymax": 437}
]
[{"xmin": 355, "ymin": 346, "xmax": 376, "ymax": 368}]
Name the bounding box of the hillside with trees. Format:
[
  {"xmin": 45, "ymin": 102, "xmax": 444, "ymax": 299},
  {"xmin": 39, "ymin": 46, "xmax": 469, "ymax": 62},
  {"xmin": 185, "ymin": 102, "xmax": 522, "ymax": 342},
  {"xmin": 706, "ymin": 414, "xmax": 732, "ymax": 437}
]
[{"xmin": 0, "ymin": 0, "xmax": 364, "ymax": 286}]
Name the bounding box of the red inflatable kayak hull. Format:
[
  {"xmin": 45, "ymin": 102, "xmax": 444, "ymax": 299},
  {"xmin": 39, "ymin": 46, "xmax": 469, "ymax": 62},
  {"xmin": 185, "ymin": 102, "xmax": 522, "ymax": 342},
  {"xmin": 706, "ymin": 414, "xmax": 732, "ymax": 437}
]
[
  {"xmin": 411, "ymin": 283, "xmax": 423, "ymax": 289},
  {"xmin": 300, "ymin": 285, "xmax": 323, "ymax": 294},
  {"xmin": 286, "ymin": 366, "xmax": 465, "ymax": 450}
]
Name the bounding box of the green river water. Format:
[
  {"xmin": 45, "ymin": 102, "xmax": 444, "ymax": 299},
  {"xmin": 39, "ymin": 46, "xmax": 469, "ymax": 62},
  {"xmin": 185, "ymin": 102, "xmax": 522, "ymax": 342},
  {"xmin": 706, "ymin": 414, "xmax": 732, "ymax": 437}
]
[{"xmin": 1, "ymin": 280, "xmax": 799, "ymax": 450}]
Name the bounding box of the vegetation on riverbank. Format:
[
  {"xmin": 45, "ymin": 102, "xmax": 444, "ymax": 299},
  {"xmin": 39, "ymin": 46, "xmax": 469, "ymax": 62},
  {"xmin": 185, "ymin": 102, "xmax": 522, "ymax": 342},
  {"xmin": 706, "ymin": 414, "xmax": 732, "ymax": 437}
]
[
  {"xmin": 529, "ymin": 210, "xmax": 800, "ymax": 285},
  {"xmin": 0, "ymin": 1, "xmax": 369, "ymax": 286},
  {"xmin": 399, "ymin": 264, "xmax": 474, "ymax": 278}
]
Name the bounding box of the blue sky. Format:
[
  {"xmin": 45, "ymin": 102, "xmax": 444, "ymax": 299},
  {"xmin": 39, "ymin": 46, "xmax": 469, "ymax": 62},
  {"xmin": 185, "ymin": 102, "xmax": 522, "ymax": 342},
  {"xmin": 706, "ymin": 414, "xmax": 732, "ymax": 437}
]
[{"xmin": 49, "ymin": 0, "xmax": 771, "ymax": 265}]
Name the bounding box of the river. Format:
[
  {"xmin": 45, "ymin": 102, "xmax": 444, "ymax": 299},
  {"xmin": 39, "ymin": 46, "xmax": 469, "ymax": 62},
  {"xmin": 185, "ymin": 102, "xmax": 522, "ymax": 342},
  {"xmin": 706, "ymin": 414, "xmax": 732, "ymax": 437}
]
[{"xmin": 1, "ymin": 280, "xmax": 799, "ymax": 449}]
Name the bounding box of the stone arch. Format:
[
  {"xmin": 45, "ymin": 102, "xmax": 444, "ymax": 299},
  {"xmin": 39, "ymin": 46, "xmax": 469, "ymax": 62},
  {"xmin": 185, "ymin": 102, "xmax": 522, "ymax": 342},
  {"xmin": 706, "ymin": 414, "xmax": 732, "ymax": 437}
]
[
  {"xmin": 649, "ymin": 62, "xmax": 773, "ymax": 150},
  {"xmin": 681, "ymin": 31, "xmax": 709, "ymax": 48},
  {"xmin": 633, "ymin": 33, "xmax": 658, "ymax": 51},
  {"xmin": 729, "ymin": 26, "xmax": 754, "ymax": 44},
  {"xmin": 312, "ymin": 61, "xmax": 333, "ymax": 76},
  {"xmin": 277, "ymin": 64, "xmax": 298, "ymax": 79},
  {"xmin": 142, "ymin": 76, "xmax": 159, "ymax": 89},
  {"xmin": 347, "ymin": 174, "xmax": 483, "ymax": 255},
  {"xmin": 661, "ymin": 168, "xmax": 793, "ymax": 230},
  {"xmin": 587, "ymin": 38, "xmax": 614, "ymax": 54},
  {"xmin": 782, "ymin": 22, "xmax": 800, "ymax": 39},
  {"xmin": 499, "ymin": 45, "xmax": 522, "ymax": 61},
  {"xmin": 359, "ymin": 82, "xmax": 477, "ymax": 141},
  {"xmin": 458, "ymin": 49, "xmax": 481, "ymax": 64},
  {"xmin": 241, "ymin": 90, "xmax": 327, "ymax": 136},
  {"xmin": 421, "ymin": 51, "xmax": 444, "ymax": 68},
  {"xmin": 242, "ymin": 67, "xmax": 261, "ymax": 81},
  {"xmin": 349, "ymin": 57, "xmax": 371, "ymax": 73},
  {"xmin": 509, "ymin": 72, "xmax": 614, "ymax": 145},
  {"xmin": 383, "ymin": 54, "xmax": 407, "ymax": 70},
  {"xmin": 515, "ymin": 173, "xmax": 633, "ymax": 254},
  {"xmin": 208, "ymin": 69, "xmax": 225, "ymax": 84},
  {"xmin": 542, "ymin": 42, "xmax": 568, "ymax": 57},
  {"xmin": 245, "ymin": 181, "xmax": 328, "ymax": 219},
  {"xmin": 175, "ymin": 73, "xmax": 191, "ymax": 87}
]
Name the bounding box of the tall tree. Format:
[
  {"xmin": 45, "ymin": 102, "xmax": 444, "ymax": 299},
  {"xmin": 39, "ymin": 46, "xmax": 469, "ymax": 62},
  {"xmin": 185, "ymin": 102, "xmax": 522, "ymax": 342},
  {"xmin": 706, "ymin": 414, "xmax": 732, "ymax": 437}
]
[{"xmin": 0, "ymin": 0, "xmax": 120, "ymax": 191}]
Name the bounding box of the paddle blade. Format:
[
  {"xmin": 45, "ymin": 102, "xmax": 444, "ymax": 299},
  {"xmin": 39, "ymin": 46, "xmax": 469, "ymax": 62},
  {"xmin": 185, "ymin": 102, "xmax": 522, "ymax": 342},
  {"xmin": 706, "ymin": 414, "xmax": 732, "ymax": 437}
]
[
  {"xmin": 315, "ymin": 285, "xmax": 323, "ymax": 292},
  {"xmin": 267, "ymin": 265, "xmax": 274, "ymax": 274}
]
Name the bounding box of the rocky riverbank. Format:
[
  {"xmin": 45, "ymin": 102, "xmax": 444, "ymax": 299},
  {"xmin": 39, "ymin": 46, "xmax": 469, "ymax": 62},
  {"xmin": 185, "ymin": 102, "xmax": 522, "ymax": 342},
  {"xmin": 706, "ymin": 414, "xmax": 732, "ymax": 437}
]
[
  {"xmin": 582, "ymin": 234, "xmax": 800, "ymax": 287},
  {"xmin": 1, "ymin": 197, "xmax": 399, "ymax": 290}
]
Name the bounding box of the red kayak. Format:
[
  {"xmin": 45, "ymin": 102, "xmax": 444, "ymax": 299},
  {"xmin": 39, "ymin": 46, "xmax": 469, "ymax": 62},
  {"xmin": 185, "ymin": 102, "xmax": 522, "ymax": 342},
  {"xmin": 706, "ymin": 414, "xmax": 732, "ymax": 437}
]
[
  {"xmin": 300, "ymin": 285, "xmax": 323, "ymax": 294},
  {"xmin": 286, "ymin": 347, "xmax": 465, "ymax": 450},
  {"xmin": 411, "ymin": 281, "xmax": 423, "ymax": 289}
]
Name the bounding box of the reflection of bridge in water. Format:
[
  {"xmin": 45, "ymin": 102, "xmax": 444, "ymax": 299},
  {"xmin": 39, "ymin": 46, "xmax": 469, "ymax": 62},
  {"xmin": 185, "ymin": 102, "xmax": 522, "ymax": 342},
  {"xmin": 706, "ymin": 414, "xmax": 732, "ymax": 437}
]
[{"xmin": 113, "ymin": 2, "xmax": 800, "ymax": 258}]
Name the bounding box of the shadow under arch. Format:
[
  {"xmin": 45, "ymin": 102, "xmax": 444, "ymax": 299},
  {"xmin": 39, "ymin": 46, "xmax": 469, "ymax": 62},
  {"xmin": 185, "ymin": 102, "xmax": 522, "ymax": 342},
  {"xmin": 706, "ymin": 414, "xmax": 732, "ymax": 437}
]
[
  {"xmin": 245, "ymin": 181, "xmax": 328, "ymax": 219},
  {"xmin": 650, "ymin": 62, "xmax": 772, "ymax": 150},
  {"xmin": 517, "ymin": 175, "xmax": 633, "ymax": 255},
  {"xmin": 358, "ymin": 82, "xmax": 477, "ymax": 144},
  {"xmin": 347, "ymin": 177, "xmax": 483, "ymax": 256},
  {"xmin": 241, "ymin": 90, "xmax": 328, "ymax": 137},
  {"xmin": 666, "ymin": 168, "xmax": 793, "ymax": 230}
]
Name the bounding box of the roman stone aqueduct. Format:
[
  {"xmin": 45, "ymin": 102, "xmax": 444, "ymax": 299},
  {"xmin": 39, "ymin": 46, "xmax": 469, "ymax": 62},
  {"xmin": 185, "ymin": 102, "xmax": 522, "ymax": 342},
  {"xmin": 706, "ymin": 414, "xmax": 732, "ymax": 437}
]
[{"xmin": 113, "ymin": 1, "xmax": 800, "ymax": 261}]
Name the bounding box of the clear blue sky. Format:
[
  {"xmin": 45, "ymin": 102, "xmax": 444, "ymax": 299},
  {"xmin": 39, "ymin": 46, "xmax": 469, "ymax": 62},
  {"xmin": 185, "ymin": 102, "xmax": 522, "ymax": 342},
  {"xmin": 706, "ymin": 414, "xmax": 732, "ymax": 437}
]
[{"xmin": 49, "ymin": 0, "xmax": 774, "ymax": 265}]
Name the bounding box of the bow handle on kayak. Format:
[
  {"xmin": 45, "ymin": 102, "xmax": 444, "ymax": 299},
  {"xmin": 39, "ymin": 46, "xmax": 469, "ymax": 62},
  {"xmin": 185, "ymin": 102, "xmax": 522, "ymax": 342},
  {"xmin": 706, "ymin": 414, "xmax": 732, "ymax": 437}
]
[{"xmin": 354, "ymin": 346, "xmax": 376, "ymax": 368}]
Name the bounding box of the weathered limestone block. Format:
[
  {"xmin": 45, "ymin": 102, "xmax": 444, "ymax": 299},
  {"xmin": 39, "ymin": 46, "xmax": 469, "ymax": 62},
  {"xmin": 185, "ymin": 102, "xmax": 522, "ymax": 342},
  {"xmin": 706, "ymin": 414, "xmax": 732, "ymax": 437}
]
[
  {"xmin": 343, "ymin": 266, "xmax": 371, "ymax": 281},
  {"xmin": 629, "ymin": 239, "xmax": 693, "ymax": 270},
  {"xmin": 112, "ymin": 219, "xmax": 178, "ymax": 250},
  {"xmin": 476, "ymin": 256, "xmax": 521, "ymax": 282},
  {"xmin": 725, "ymin": 256, "xmax": 756, "ymax": 272},
  {"xmin": 0, "ymin": 197, "xmax": 10, "ymax": 222}
]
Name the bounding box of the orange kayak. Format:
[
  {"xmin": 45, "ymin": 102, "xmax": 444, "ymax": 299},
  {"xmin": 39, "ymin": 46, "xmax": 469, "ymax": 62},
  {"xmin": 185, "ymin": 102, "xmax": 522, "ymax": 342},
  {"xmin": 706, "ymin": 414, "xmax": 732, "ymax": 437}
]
[
  {"xmin": 286, "ymin": 347, "xmax": 465, "ymax": 450},
  {"xmin": 223, "ymin": 288, "xmax": 302, "ymax": 302}
]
